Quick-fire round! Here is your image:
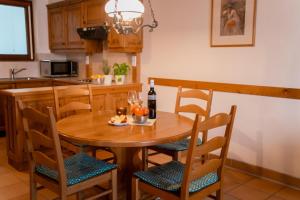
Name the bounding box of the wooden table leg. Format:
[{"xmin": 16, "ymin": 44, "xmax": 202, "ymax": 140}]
[{"xmin": 112, "ymin": 147, "xmax": 143, "ymax": 200}]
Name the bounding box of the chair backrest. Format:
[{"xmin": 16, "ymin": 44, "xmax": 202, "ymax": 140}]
[
  {"xmin": 181, "ymin": 105, "xmax": 237, "ymax": 199},
  {"xmin": 18, "ymin": 100, "xmax": 67, "ymax": 190},
  {"xmin": 53, "ymin": 84, "xmax": 93, "ymax": 120},
  {"xmin": 175, "ymin": 86, "xmax": 213, "ymax": 142}
]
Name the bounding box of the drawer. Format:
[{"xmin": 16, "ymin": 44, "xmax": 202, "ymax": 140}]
[
  {"xmin": 0, "ymin": 84, "xmax": 15, "ymax": 89},
  {"xmin": 16, "ymin": 81, "xmax": 52, "ymax": 88}
]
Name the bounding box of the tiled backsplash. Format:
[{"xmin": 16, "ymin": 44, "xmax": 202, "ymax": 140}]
[
  {"xmin": 66, "ymin": 52, "xmax": 133, "ymax": 82},
  {"xmin": 0, "ymin": 53, "xmax": 66, "ymax": 79},
  {"xmin": 0, "ymin": 51, "xmax": 133, "ymax": 82}
]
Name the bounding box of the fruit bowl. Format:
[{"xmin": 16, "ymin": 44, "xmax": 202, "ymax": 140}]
[{"xmin": 132, "ymin": 115, "xmax": 148, "ymax": 124}]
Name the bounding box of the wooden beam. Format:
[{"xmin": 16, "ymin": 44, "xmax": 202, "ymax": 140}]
[{"xmin": 148, "ymin": 77, "xmax": 300, "ymax": 100}]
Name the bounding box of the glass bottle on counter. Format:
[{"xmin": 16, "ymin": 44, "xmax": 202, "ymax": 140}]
[{"xmin": 148, "ymin": 79, "xmax": 156, "ymax": 119}]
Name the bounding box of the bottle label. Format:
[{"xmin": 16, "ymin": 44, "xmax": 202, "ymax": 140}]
[{"xmin": 148, "ymin": 95, "xmax": 156, "ymax": 101}]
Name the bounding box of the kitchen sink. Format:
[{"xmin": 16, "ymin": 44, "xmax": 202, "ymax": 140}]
[
  {"xmin": 0, "ymin": 77, "xmax": 41, "ymax": 81},
  {"xmin": 14, "ymin": 77, "xmax": 39, "ymax": 80}
]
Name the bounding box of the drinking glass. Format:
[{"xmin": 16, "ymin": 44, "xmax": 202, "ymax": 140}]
[{"xmin": 128, "ymin": 90, "xmax": 138, "ymax": 105}]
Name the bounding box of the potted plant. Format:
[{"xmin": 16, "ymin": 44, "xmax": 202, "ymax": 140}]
[
  {"xmin": 113, "ymin": 63, "xmax": 130, "ymax": 85},
  {"xmin": 102, "ymin": 60, "xmax": 112, "ymax": 85}
]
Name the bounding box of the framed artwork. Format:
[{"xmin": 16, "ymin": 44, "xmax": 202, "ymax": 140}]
[{"xmin": 210, "ymin": 0, "xmax": 257, "ymax": 47}]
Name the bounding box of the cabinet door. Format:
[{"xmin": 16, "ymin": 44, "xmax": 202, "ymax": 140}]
[
  {"xmin": 0, "ymin": 84, "xmax": 15, "ymax": 89},
  {"xmin": 107, "ymin": 28, "xmax": 125, "ymax": 48},
  {"xmin": 83, "ymin": 0, "xmax": 106, "ymax": 27},
  {"xmin": 0, "ymin": 84, "xmax": 15, "ymax": 132},
  {"xmin": 15, "ymin": 81, "xmax": 52, "ymax": 89},
  {"xmin": 107, "ymin": 29, "xmax": 143, "ymax": 53},
  {"xmin": 48, "ymin": 7, "xmax": 66, "ymax": 50},
  {"xmin": 66, "ymin": 3, "xmax": 84, "ymax": 49},
  {"xmin": 124, "ymin": 31, "xmax": 143, "ymax": 52}
]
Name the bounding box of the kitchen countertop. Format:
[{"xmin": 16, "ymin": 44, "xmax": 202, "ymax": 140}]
[
  {"xmin": 0, "ymin": 77, "xmax": 138, "ymax": 95},
  {"xmin": 0, "ymin": 77, "xmax": 50, "ymax": 83},
  {"xmin": 0, "ymin": 83, "xmax": 141, "ymax": 96},
  {"xmin": 0, "ymin": 77, "xmax": 88, "ymax": 84},
  {"xmin": 53, "ymin": 77, "xmax": 91, "ymax": 84}
]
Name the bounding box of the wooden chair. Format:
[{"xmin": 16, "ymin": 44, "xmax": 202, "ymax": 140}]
[
  {"xmin": 53, "ymin": 85, "xmax": 116, "ymax": 162},
  {"xmin": 132, "ymin": 105, "xmax": 237, "ymax": 200},
  {"xmin": 142, "ymin": 87, "xmax": 213, "ymax": 168},
  {"xmin": 18, "ymin": 101, "xmax": 118, "ymax": 200}
]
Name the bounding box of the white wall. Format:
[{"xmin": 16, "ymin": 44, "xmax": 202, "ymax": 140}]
[{"xmin": 141, "ymin": 0, "xmax": 300, "ymax": 178}]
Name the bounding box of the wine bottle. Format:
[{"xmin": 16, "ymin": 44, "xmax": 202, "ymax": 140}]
[{"xmin": 148, "ymin": 79, "xmax": 156, "ymax": 119}]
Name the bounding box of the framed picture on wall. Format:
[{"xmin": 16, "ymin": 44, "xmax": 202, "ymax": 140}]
[{"xmin": 210, "ymin": 0, "xmax": 257, "ymax": 47}]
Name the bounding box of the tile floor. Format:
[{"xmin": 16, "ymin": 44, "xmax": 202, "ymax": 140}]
[{"xmin": 0, "ymin": 137, "xmax": 300, "ymax": 200}]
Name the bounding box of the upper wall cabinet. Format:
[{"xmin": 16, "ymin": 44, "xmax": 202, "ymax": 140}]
[
  {"xmin": 48, "ymin": 1, "xmax": 85, "ymax": 52},
  {"xmin": 82, "ymin": 0, "xmax": 106, "ymax": 27},
  {"xmin": 48, "ymin": 6, "xmax": 66, "ymax": 50},
  {"xmin": 47, "ymin": 0, "xmax": 142, "ymax": 53},
  {"xmin": 107, "ymin": 29, "xmax": 143, "ymax": 53},
  {"xmin": 66, "ymin": 2, "xmax": 85, "ymax": 49}
]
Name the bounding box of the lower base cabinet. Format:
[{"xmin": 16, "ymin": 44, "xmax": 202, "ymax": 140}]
[{"xmin": 1, "ymin": 84, "xmax": 141, "ymax": 171}]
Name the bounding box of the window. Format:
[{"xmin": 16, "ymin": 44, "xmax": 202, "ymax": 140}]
[{"xmin": 0, "ymin": 0, "xmax": 34, "ymax": 61}]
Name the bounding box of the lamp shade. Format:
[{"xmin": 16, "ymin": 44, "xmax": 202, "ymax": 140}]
[{"xmin": 105, "ymin": 0, "xmax": 144, "ymax": 21}]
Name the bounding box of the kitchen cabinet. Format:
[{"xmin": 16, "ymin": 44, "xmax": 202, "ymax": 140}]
[
  {"xmin": 47, "ymin": 0, "xmax": 143, "ymax": 53},
  {"xmin": 52, "ymin": 80, "xmax": 82, "ymax": 86},
  {"xmin": 48, "ymin": 1, "xmax": 85, "ymax": 52},
  {"xmin": 48, "ymin": 6, "xmax": 66, "ymax": 50},
  {"xmin": 83, "ymin": 0, "xmax": 106, "ymax": 27},
  {"xmin": 15, "ymin": 81, "xmax": 52, "ymax": 89},
  {"xmin": 0, "ymin": 79, "xmax": 83, "ymax": 134},
  {"xmin": 66, "ymin": 2, "xmax": 85, "ymax": 49},
  {"xmin": 107, "ymin": 28, "xmax": 143, "ymax": 53},
  {"xmin": 0, "ymin": 83, "xmax": 142, "ymax": 170},
  {"xmin": 0, "ymin": 84, "xmax": 15, "ymax": 89},
  {"xmin": 0, "ymin": 84, "xmax": 15, "ymax": 132},
  {"xmin": 0, "ymin": 81, "xmax": 52, "ymax": 133}
]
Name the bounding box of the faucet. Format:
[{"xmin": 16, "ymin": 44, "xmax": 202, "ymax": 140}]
[{"xmin": 10, "ymin": 67, "xmax": 27, "ymax": 80}]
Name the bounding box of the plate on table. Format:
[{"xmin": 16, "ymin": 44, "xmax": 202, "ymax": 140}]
[
  {"xmin": 108, "ymin": 120, "xmax": 128, "ymax": 126},
  {"xmin": 108, "ymin": 115, "xmax": 128, "ymax": 126}
]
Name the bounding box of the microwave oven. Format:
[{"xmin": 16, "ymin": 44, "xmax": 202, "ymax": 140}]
[{"xmin": 40, "ymin": 60, "xmax": 78, "ymax": 77}]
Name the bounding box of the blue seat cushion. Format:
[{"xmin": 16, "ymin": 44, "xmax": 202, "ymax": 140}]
[
  {"xmin": 134, "ymin": 161, "xmax": 218, "ymax": 193},
  {"xmin": 154, "ymin": 138, "xmax": 202, "ymax": 151},
  {"xmin": 36, "ymin": 153, "xmax": 117, "ymax": 186}
]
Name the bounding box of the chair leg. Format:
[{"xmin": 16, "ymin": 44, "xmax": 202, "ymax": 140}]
[
  {"xmin": 142, "ymin": 147, "xmax": 148, "ymax": 170},
  {"xmin": 216, "ymin": 188, "xmax": 223, "ymax": 200},
  {"xmin": 173, "ymin": 151, "xmax": 182, "ymax": 162},
  {"xmin": 111, "ymin": 149, "xmax": 118, "ymax": 164},
  {"xmin": 132, "ymin": 177, "xmax": 140, "ymax": 200},
  {"xmin": 30, "ymin": 176, "xmax": 37, "ymax": 200},
  {"xmin": 111, "ymin": 169, "xmax": 117, "ymax": 200},
  {"xmin": 76, "ymin": 192, "xmax": 84, "ymax": 200},
  {"xmin": 60, "ymin": 195, "xmax": 67, "ymax": 200},
  {"xmin": 92, "ymin": 149, "xmax": 97, "ymax": 157}
]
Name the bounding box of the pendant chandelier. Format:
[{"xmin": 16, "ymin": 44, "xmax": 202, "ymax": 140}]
[{"xmin": 105, "ymin": 0, "xmax": 158, "ymax": 35}]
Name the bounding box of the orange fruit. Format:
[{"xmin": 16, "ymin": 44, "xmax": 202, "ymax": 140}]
[
  {"xmin": 134, "ymin": 107, "xmax": 144, "ymax": 116},
  {"xmin": 142, "ymin": 107, "xmax": 149, "ymax": 116},
  {"xmin": 131, "ymin": 104, "xmax": 138, "ymax": 114}
]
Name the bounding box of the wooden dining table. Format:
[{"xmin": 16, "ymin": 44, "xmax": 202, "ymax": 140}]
[{"xmin": 56, "ymin": 111, "xmax": 193, "ymax": 199}]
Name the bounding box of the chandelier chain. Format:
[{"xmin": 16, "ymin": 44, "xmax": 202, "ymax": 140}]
[
  {"xmin": 114, "ymin": 0, "xmax": 118, "ymax": 16},
  {"xmin": 147, "ymin": 0, "xmax": 157, "ymax": 23}
]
